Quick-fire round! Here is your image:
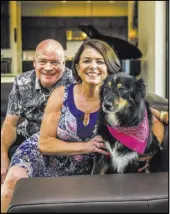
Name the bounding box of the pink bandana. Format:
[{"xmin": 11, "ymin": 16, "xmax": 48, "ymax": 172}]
[{"xmin": 107, "ymin": 110, "xmax": 149, "ymax": 155}]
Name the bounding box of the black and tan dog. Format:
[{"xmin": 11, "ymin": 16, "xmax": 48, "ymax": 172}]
[{"xmin": 92, "ymin": 72, "xmax": 162, "ymax": 174}]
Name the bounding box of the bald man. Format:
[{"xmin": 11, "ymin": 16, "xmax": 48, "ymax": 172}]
[{"xmin": 1, "ymin": 39, "xmax": 74, "ymax": 183}]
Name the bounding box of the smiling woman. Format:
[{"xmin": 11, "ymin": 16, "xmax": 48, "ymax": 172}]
[
  {"xmin": 74, "ymin": 46, "xmax": 108, "ymax": 125},
  {"xmin": 72, "ymin": 39, "xmax": 121, "ymax": 125}
]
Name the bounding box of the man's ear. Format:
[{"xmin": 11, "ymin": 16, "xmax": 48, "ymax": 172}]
[
  {"xmin": 63, "ymin": 56, "xmax": 66, "ymax": 66},
  {"xmin": 134, "ymin": 78, "xmax": 147, "ymax": 103},
  {"xmin": 33, "ymin": 57, "xmax": 36, "ymax": 68}
]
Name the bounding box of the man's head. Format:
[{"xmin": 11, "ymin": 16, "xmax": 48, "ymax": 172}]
[{"xmin": 33, "ymin": 39, "xmax": 65, "ymax": 90}]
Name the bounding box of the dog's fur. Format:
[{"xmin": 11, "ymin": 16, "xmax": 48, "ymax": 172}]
[{"xmin": 92, "ymin": 72, "xmax": 162, "ymax": 174}]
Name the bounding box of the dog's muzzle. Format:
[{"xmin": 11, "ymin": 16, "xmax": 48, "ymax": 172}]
[
  {"xmin": 103, "ymin": 100, "xmax": 113, "ymax": 111},
  {"xmin": 102, "ymin": 100, "xmax": 119, "ymax": 113}
]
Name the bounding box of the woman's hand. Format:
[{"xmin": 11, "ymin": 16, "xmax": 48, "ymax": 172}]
[
  {"xmin": 160, "ymin": 111, "xmax": 168, "ymax": 124},
  {"xmin": 83, "ymin": 135, "xmax": 110, "ymax": 156},
  {"xmin": 150, "ymin": 107, "xmax": 168, "ymax": 124}
]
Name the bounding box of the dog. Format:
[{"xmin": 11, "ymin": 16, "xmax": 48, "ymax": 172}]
[{"xmin": 92, "ymin": 72, "xmax": 162, "ymax": 174}]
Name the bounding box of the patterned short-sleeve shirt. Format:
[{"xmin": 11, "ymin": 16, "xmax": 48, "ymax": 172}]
[{"xmin": 7, "ymin": 68, "xmax": 74, "ymax": 138}]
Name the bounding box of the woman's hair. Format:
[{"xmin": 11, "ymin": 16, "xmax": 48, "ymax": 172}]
[{"xmin": 72, "ymin": 39, "xmax": 121, "ymax": 82}]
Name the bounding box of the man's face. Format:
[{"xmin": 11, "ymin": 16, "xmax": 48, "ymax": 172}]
[{"xmin": 33, "ymin": 48, "xmax": 65, "ymax": 90}]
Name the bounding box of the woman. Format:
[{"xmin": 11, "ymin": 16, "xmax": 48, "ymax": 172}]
[{"xmin": 1, "ymin": 39, "xmax": 167, "ymax": 212}]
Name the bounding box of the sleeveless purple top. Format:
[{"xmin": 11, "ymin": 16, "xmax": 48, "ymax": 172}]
[
  {"xmin": 57, "ymin": 83, "xmax": 98, "ymax": 142},
  {"xmin": 55, "ymin": 83, "xmax": 98, "ymax": 175}
]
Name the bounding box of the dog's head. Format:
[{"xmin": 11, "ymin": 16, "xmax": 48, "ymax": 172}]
[{"xmin": 100, "ymin": 72, "xmax": 147, "ymax": 126}]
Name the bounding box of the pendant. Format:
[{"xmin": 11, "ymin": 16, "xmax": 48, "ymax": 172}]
[{"xmin": 83, "ymin": 113, "xmax": 90, "ymax": 126}]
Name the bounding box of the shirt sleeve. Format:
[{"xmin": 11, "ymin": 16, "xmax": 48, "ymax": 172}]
[
  {"xmin": 66, "ymin": 68, "xmax": 76, "ymax": 84},
  {"xmin": 7, "ymin": 77, "xmax": 24, "ymax": 116}
]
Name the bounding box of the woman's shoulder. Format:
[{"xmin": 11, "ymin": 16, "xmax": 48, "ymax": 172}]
[
  {"xmin": 47, "ymin": 86, "xmax": 64, "ymax": 107},
  {"xmin": 49, "ymin": 83, "xmax": 76, "ymax": 106},
  {"xmin": 51, "ymin": 85, "xmax": 65, "ymax": 95},
  {"xmin": 51, "ymin": 83, "xmax": 75, "ymax": 95}
]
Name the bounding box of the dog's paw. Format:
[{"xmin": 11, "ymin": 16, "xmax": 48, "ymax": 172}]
[{"xmin": 144, "ymin": 168, "xmax": 150, "ymax": 173}]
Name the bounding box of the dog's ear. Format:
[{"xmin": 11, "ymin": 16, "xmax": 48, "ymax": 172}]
[
  {"xmin": 134, "ymin": 78, "xmax": 147, "ymax": 103},
  {"xmin": 99, "ymin": 81, "xmax": 105, "ymax": 102}
]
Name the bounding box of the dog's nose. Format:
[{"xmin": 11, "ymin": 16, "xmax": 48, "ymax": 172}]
[{"xmin": 104, "ymin": 101, "xmax": 112, "ymax": 110}]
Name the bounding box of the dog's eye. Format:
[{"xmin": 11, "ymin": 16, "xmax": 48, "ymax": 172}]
[
  {"xmin": 118, "ymin": 87, "xmax": 126, "ymax": 95},
  {"xmin": 102, "ymin": 85, "xmax": 110, "ymax": 93},
  {"xmin": 117, "ymin": 84, "xmax": 127, "ymax": 95},
  {"xmin": 117, "ymin": 83, "xmax": 122, "ymax": 88},
  {"xmin": 108, "ymin": 81, "xmax": 112, "ymax": 87}
]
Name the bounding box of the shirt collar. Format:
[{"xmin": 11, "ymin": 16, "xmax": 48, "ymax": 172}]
[
  {"xmin": 35, "ymin": 76, "xmax": 60, "ymax": 94},
  {"xmin": 35, "ymin": 76, "xmax": 41, "ymax": 90}
]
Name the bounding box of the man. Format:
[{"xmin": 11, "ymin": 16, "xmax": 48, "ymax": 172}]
[{"xmin": 1, "ymin": 39, "xmax": 74, "ymax": 183}]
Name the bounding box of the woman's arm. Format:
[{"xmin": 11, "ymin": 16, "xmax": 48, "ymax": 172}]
[{"xmin": 38, "ymin": 86, "xmax": 109, "ymax": 156}]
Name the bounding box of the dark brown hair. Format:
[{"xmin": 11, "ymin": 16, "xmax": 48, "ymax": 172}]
[{"xmin": 72, "ymin": 39, "xmax": 121, "ymax": 82}]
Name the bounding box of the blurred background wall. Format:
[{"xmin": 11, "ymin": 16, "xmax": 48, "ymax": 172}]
[{"xmin": 1, "ymin": 1, "xmax": 168, "ymax": 98}]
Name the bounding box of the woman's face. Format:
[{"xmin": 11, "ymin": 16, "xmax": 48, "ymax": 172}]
[{"xmin": 77, "ymin": 47, "xmax": 108, "ymax": 85}]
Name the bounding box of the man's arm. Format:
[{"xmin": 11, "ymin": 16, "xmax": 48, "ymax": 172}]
[
  {"xmin": 1, "ymin": 114, "xmax": 21, "ymax": 183},
  {"xmin": 2, "ymin": 75, "xmax": 24, "ymax": 152},
  {"xmin": 1, "ymin": 114, "xmax": 21, "ymax": 151}
]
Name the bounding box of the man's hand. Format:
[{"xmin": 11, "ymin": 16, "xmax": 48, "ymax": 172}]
[{"xmin": 1, "ymin": 153, "xmax": 10, "ymax": 184}]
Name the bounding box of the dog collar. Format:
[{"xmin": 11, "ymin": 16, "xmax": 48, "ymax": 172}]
[{"xmin": 106, "ymin": 109, "xmax": 149, "ymax": 155}]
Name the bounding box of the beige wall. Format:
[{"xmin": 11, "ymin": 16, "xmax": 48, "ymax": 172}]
[
  {"xmin": 1, "ymin": 1, "xmax": 22, "ymax": 76},
  {"xmin": 138, "ymin": 1, "xmax": 166, "ymax": 97},
  {"xmin": 10, "ymin": 1, "xmax": 22, "ymax": 76},
  {"xmin": 21, "ymin": 1, "xmax": 128, "ymax": 17},
  {"xmin": 1, "ymin": 1, "xmax": 128, "ymax": 78},
  {"xmin": 1, "ymin": 1, "xmax": 167, "ymax": 97}
]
